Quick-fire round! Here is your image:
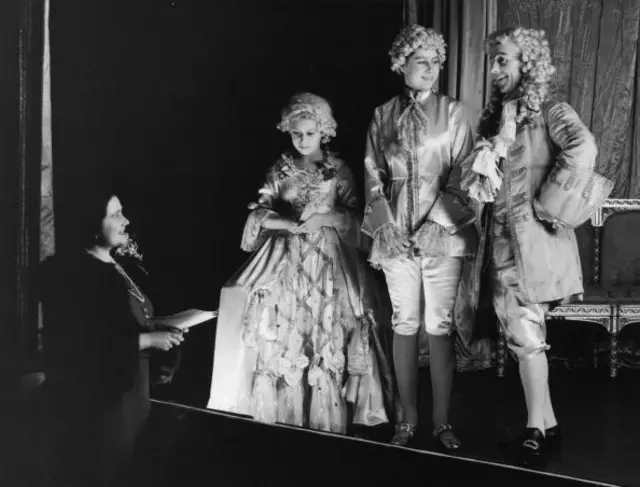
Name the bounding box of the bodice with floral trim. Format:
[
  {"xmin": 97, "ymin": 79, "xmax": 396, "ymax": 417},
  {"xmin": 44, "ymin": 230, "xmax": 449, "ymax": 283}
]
[{"xmin": 272, "ymin": 152, "xmax": 343, "ymax": 219}]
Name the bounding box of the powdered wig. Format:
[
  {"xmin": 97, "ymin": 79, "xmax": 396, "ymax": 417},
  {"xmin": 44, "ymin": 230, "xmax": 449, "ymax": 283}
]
[
  {"xmin": 389, "ymin": 25, "xmax": 447, "ymax": 74},
  {"xmin": 276, "ymin": 92, "xmax": 337, "ymax": 143},
  {"xmin": 479, "ymin": 26, "xmax": 556, "ymax": 134}
]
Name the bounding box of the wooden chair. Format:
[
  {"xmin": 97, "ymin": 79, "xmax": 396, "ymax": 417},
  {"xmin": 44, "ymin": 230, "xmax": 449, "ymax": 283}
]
[{"xmin": 496, "ymin": 199, "xmax": 640, "ymax": 378}]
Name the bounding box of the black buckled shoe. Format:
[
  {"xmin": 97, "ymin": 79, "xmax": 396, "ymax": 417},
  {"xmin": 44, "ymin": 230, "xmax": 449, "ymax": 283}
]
[{"xmin": 518, "ymin": 427, "xmax": 548, "ymax": 468}]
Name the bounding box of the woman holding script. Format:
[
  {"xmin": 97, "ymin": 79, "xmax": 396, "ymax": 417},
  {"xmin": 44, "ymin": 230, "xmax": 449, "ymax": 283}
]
[{"xmin": 42, "ymin": 187, "xmax": 213, "ymax": 486}]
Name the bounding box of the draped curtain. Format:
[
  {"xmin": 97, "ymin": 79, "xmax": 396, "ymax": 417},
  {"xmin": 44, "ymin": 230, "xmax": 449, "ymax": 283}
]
[
  {"xmin": 37, "ymin": 0, "xmax": 53, "ymax": 356},
  {"xmin": 404, "ymin": 0, "xmax": 497, "ymax": 121},
  {"xmin": 41, "ymin": 0, "xmax": 54, "ymax": 262},
  {"xmin": 497, "ymin": 0, "xmax": 640, "ymax": 198}
]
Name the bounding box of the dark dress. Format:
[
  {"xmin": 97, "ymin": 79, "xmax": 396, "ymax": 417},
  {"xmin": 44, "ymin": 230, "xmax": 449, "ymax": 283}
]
[{"xmin": 42, "ymin": 253, "xmax": 153, "ymax": 487}]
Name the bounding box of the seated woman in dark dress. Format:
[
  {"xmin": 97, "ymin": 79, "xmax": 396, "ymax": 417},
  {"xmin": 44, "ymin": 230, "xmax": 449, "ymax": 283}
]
[{"xmin": 42, "ymin": 189, "xmax": 185, "ymax": 487}]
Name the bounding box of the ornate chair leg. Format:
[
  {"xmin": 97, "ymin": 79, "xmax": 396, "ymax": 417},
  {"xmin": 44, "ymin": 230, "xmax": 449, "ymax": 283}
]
[
  {"xmin": 609, "ymin": 333, "xmax": 619, "ymax": 378},
  {"xmin": 497, "ymin": 330, "xmax": 506, "ymax": 378}
]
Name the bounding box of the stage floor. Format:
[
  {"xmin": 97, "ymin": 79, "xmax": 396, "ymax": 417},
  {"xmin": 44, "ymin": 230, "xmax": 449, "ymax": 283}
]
[
  {"xmin": 417, "ymin": 365, "xmax": 639, "ymax": 487},
  {"xmin": 7, "ymin": 362, "xmax": 637, "ymax": 486},
  {"xmin": 137, "ymin": 365, "xmax": 638, "ymax": 487}
]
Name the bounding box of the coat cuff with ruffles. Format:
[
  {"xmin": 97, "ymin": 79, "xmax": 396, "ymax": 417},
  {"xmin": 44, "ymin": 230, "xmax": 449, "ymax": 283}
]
[
  {"xmin": 411, "ymin": 220, "xmax": 477, "ymax": 258},
  {"xmin": 536, "ymin": 167, "xmax": 613, "ymax": 228},
  {"xmin": 240, "ymin": 207, "xmax": 276, "ymax": 252},
  {"xmin": 361, "ymin": 194, "xmax": 394, "ymax": 238},
  {"xmin": 368, "ymin": 223, "xmax": 407, "ymax": 270}
]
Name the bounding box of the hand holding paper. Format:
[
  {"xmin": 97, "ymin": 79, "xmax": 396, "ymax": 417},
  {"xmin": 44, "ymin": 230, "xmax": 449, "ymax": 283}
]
[{"xmin": 151, "ymin": 309, "xmax": 218, "ymax": 331}]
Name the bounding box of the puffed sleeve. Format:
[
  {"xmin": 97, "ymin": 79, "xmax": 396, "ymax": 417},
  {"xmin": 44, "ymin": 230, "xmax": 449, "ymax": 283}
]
[
  {"xmin": 240, "ymin": 165, "xmax": 281, "ymax": 252},
  {"xmin": 426, "ymin": 101, "xmax": 477, "ymax": 231},
  {"xmin": 534, "ymin": 102, "xmax": 612, "ymax": 228}
]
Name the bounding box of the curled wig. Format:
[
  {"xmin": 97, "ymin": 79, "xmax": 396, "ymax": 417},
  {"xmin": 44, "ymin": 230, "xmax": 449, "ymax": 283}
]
[
  {"xmin": 478, "ymin": 26, "xmax": 556, "ymax": 136},
  {"xmin": 276, "ymin": 92, "xmax": 337, "ymax": 143},
  {"xmin": 389, "ymin": 25, "xmax": 447, "ymax": 74}
]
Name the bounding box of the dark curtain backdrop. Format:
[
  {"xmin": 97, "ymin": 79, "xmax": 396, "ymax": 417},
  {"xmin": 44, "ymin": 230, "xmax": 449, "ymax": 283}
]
[
  {"xmin": 49, "ymin": 0, "xmax": 403, "ymax": 406},
  {"xmin": 1, "ymin": 0, "xmax": 24, "ymax": 383},
  {"xmin": 497, "ymin": 0, "xmax": 640, "ymax": 199}
]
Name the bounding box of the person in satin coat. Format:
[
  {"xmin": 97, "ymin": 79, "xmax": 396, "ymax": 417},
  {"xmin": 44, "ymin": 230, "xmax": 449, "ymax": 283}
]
[
  {"xmin": 361, "ymin": 24, "xmax": 478, "ymax": 450},
  {"xmin": 460, "ymin": 26, "xmax": 612, "ymax": 467}
]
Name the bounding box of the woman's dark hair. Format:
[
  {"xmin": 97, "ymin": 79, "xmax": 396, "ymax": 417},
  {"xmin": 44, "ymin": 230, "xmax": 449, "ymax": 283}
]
[{"xmin": 68, "ymin": 185, "xmax": 118, "ymax": 252}]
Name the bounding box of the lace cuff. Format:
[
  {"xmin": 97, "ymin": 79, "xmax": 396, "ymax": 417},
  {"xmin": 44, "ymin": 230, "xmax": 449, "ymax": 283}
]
[
  {"xmin": 240, "ymin": 208, "xmax": 276, "ymax": 252},
  {"xmin": 412, "ymin": 221, "xmax": 477, "ymax": 258},
  {"xmin": 368, "ymin": 223, "xmax": 407, "ymax": 270},
  {"xmin": 462, "ymin": 146, "xmax": 503, "ymax": 203},
  {"xmin": 412, "ymin": 221, "xmax": 448, "ymax": 257},
  {"xmin": 536, "ymin": 167, "xmax": 613, "ymax": 228},
  {"xmin": 361, "ymin": 194, "xmax": 395, "ymax": 238}
]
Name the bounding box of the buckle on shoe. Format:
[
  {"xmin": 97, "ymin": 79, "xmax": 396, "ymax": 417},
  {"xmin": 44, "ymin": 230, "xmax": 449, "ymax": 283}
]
[
  {"xmin": 433, "ymin": 423, "xmax": 453, "ymax": 438},
  {"xmin": 396, "ymin": 422, "xmax": 417, "ymax": 435},
  {"xmin": 391, "ymin": 422, "xmax": 417, "ymax": 446}
]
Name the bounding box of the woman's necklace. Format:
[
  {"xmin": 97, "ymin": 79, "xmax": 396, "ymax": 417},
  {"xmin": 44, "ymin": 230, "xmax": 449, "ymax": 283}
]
[
  {"xmin": 113, "ymin": 263, "xmax": 146, "ymax": 304},
  {"xmin": 86, "ymin": 248, "xmax": 148, "ymax": 308}
]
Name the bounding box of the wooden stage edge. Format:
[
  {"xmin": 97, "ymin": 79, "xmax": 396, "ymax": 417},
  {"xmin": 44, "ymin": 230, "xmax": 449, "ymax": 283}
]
[{"xmin": 151, "ymin": 399, "xmax": 623, "ymax": 487}]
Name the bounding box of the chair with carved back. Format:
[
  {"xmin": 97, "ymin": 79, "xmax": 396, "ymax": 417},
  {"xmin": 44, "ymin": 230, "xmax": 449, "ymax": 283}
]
[
  {"xmin": 496, "ymin": 199, "xmax": 640, "ymax": 378},
  {"xmin": 598, "ymin": 199, "xmax": 640, "ymax": 376}
]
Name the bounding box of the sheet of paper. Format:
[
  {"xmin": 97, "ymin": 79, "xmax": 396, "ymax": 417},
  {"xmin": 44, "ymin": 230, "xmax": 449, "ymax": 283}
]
[{"xmin": 153, "ymin": 309, "xmax": 218, "ymax": 330}]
